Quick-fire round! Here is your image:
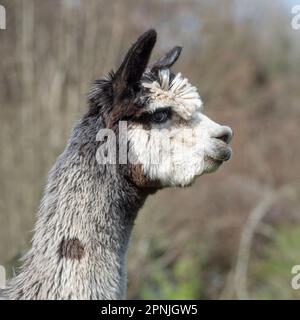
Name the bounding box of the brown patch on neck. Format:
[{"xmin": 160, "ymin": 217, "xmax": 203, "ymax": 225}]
[
  {"xmin": 129, "ymin": 163, "xmax": 162, "ymax": 190},
  {"xmin": 60, "ymin": 238, "xmax": 85, "ymax": 261}
]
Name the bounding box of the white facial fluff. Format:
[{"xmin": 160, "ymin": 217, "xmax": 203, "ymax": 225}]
[{"xmin": 128, "ymin": 69, "xmax": 230, "ymax": 187}]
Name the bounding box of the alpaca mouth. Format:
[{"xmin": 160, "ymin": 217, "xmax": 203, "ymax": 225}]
[
  {"xmin": 202, "ymin": 156, "xmax": 223, "ymax": 174},
  {"xmin": 215, "ymin": 147, "xmax": 232, "ymax": 161},
  {"xmin": 207, "ymin": 146, "xmax": 231, "ymax": 162}
]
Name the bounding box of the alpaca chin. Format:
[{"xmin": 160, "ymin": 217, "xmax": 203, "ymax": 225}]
[{"xmin": 203, "ymin": 158, "xmax": 224, "ymax": 174}]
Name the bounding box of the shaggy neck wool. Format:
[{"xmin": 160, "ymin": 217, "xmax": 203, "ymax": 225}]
[{"xmin": 2, "ymin": 115, "xmax": 148, "ymax": 300}]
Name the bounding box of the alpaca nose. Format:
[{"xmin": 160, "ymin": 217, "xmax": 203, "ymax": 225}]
[{"xmin": 213, "ymin": 126, "xmax": 233, "ymax": 144}]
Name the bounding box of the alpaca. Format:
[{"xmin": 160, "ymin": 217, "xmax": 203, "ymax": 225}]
[{"xmin": 2, "ymin": 29, "xmax": 233, "ymax": 300}]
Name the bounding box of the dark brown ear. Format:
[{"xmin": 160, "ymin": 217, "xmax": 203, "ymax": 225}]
[
  {"xmin": 150, "ymin": 46, "xmax": 182, "ymax": 71},
  {"xmin": 114, "ymin": 29, "xmax": 157, "ymax": 91}
]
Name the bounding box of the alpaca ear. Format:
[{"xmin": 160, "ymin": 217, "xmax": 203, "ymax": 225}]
[
  {"xmin": 150, "ymin": 46, "xmax": 182, "ymax": 71},
  {"xmin": 114, "ymin": 29, "xmax": 157, "ymax": 90}
]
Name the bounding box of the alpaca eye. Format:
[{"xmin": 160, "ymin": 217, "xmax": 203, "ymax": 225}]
[{"xmin": 152, "ymin": 110, "xmax": 171, "ymax": 124}]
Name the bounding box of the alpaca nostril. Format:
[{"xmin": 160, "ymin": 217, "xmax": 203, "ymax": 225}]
[
  {"xmin": 217, "ymin": 134, "xmax": 230, "ymax": 143},
  {"xmin": 214, "ymin": 127, "xmax": 233, "ymax": 144}
]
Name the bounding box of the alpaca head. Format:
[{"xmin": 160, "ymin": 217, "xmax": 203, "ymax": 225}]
[{"xmin": 90, "ymin": 29, "xmax": 233, "ymax": 188}]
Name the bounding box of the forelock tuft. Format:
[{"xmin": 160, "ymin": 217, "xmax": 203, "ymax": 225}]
[{"xmin": 140, "ymin": 69, "xmax": 203, "ymax": 120}]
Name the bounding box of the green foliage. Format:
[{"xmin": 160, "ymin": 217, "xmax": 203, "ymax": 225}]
[
  {"xmin": 250, "ymin": 225, "xmax": 300, "ymax": 299},
  {"xmin": 140, "ymin": 253, "xmax": 202, "ymax": 300}
]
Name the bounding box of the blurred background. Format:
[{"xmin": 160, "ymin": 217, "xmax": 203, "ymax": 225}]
[{"xmin": 0, "ymin": 0, "xmax": 300, "ymax": 299}]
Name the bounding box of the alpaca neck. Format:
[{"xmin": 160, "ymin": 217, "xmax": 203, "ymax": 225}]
[{"xmin": 5, "ymin": 115, "xmax": 149, "ymax": 300}]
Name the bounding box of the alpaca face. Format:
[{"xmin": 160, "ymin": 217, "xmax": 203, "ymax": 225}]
[
  {"xmin": 90, "ymin": 30, "xmax": 233, "ymax": 188},
  {"xmin": 127, "ymin": 69, "xmax": 233, "ymax": 187}
]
